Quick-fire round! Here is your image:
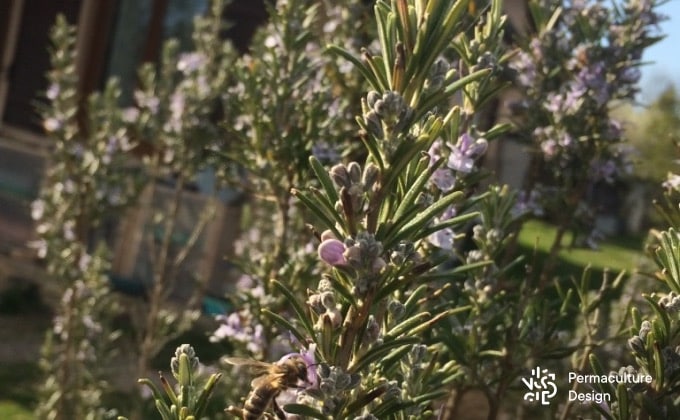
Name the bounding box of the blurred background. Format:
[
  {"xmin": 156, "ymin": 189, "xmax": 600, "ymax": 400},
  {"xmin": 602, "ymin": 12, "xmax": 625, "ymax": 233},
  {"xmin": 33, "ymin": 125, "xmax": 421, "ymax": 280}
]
[{"xmin": 640, "ymin": 0, "xmax": 680, "ymax": 102}]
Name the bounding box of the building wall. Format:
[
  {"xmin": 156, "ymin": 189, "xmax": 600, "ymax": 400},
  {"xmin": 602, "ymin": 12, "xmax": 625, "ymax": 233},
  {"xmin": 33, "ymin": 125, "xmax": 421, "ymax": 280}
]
[{"xmin": 0, "ymin": 0, "xmax": 268, "ymax": 296}]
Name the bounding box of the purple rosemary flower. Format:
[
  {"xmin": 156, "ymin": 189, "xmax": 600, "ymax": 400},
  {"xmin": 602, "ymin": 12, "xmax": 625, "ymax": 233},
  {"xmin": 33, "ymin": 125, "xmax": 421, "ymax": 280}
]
[
  {"xmin": 512, "ymin": 189, "xmax": 544, "ymax": 218},
  {"xmin": 177, "ymin": 52, "xmax": 207, "ymax": 74},
  {"xmin": 509, "ymin": 50, "xmax": 537, "ymax": 88},
  {"xmin": 46, "ymin": 83, "xmax": 60, "ymax": 100},
  {"xmin": 446, "ymin": 133, "xmax": 488, "ymax": 173},
  {"xmin": 210, "ymin": 311, "xmax": 266, "ymax": 355},
  {"xmin": 663, "ymin": 174, "xmax": 680, "ymax": 192},
  {"xmin": 428, "ymin": 206, "xmax": 457, "ymax": 250},
  {"xmin": 431, "ymin": 168, "xmax": 456, "ymax": 192},
  {"xmin": 428, "ymin": 227, "xmax": 454, "ymax": 250},
  {"xmin": 590, "ymin": 159, "xmax": 618, "ymax": 183},
  {"xmin": 312, "ymin": 141, "xmax": 340, "ymax": 163}
]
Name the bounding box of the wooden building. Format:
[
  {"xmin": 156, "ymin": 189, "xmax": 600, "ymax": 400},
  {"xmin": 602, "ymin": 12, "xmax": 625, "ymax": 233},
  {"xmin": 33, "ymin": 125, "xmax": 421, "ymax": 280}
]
[{"xmin": 0, "ymin": 0, "xmax": 268, "ymax": 298}]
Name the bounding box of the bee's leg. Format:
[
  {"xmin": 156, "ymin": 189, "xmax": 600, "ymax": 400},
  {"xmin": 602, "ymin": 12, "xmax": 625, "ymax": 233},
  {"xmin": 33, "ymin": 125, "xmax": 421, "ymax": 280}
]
[
  {"xmin": 225, "ymin": 405, "xmax": 245, "ymax": 419},
  {"xmin": 272, "ymin": 399, "xmax": 287, "ymax": 420}
]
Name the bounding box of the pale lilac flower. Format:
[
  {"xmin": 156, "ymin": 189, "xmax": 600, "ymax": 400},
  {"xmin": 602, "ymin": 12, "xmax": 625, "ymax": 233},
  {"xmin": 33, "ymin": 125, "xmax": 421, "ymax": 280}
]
[
  {"xmin": 122, "ymin": 107, "xmax": 140, "ymax": 123},
  {"xmin": 264, "ymin": 34, "xmax": 279, "ymax": 48},
  {"xmin": 544, "ymin": 92, "xmax": 562, "ymax": 114},
  {"xmin": 102, "ymin": 136, "xmax": 119, "ymax": 165},
  {"xmin": 428, "ymin": 206, "xmax": 457, "ymax": 249},
  {"xmin": 312, "ymin": 141, "xmax": 340, "ymax": 163},
  {"xmin": 134, "ymin": 91, "xmax": 160, "ymax": 114},
  {"xmin": 512, "ymin": 189, "xmax": 544, "ymax": 217},
  {"xmin": 509, "ymin": 50, "xmax": 537, "ymax": 87},
  {"xmin": 235, "ymin": 274, "xmax": 255, "ymax": 289},
  {"xmin": 211, "ymin": 313, "xmax": 242, "ymax": 342},
  {"xmin": 211, "ymin": 311, "xmax": 266, "ymax": 355},
  {"xmin": 564, "ymin": 84, "xmax": 586, "ymax": 112},
  {"xmin": 251, "ymin": 284, "xmax": 265, "ymax": 299},
  {"xmin": 31, "ymin": 199, "xmax": 45, "ymax": 221},
  {"xmin": 69, "ymin": 143, "xmax": 84, "ymax": 158},
  {"xmin": 585, "ymin": 229, "xmax": 604, "ymax": 250},
  {"xmin": 619, "ymin": 65, "xmax": 641, "ymax": 84},
  {"xmin": 177, "ymin": 52, "xmax": 206, "ymax": 74},
  {"xmin": 28, "ymin": 239, "xmax": 48, "ymax": 258},
  {"xmin": 571, "ymin": 62, "xmax": 609, "ymax": 107},
  {"xmin": 431, "ymin": 168, "xmax": 456, "ymax": 192},
  {"xmin": 590, "ymin": 159, "xmax": 617, "ymax": 183},
  {"xmin": 106, "ymin": 188, "xmax": 123, "ymax": 206},
  {"xmin": 35, "ymin": 223, "xmax": 49, "ymax": 235},
  {"xmin": 43, "ymin": 117, "xmax": 63, "ymax": 132},
  {"xmin": 446, "ymin": 133, "xmax": 488, "ymax": 173},
  {"xmin": 165, "ymin": 91, "xmax": 185, "ymax": 133},
  {"xmin": 558, "ymin": 131, "xmax": 573, "ymax": 147},
  {"xmin": 78, "ymin": 253, "xmax": 92, "ymax": 272},
  {"xmin": 428, "ymin": 227, "xmax": 454, "ymax": 250},
  {"xmin": 663, "ymin": 174, "xmax": 680, "ymax": 192},
  {"xmin": 195, "ymin": 75, "xmax": 210, "ymax": 97},
  {"xmin": 541, "ymin": 139, "xmax": 558, "ymax": 159},
  {"xmin": 440, "ymin": 205, "xmax": 457, "ymax": 220},
  {"xmin": 427, "ymin": 139, "xmax": 444, "ymax": 164},
  {"xmin": 606, "ymin": 119, "xmax": 622, "ymax": 139},
  {"xmin": 46, "ymin": 83, "xmax": 60, "ymax": 100},
  {"xmin": 247, "ymin": 324, "xmax": 265, "ymax": 354},
  {"xmin": 63, "ymin": 220, "xmax": 76, "ymax": 241}
]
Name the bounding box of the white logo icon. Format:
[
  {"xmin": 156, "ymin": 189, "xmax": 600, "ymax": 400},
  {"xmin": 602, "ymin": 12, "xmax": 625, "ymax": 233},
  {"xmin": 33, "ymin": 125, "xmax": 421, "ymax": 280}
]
[{"xmin": 522, "ymin": 367, "xmax": 557, "ymax": 405}]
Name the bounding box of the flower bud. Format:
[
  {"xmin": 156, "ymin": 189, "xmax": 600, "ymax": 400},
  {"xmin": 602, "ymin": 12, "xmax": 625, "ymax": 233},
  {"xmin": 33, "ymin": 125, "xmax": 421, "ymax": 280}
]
[
  {"xmin": 320, "ymin": 229, "xmax": 337, "ymax": 241},
  {"xmin": 371, "ymin": 257, "xmax": 386, "ymax": 274},
  {"xmin": 307, "ymin": 293, "xmax": 324, "ymax": 313},
  {"xmin": 335, "ymin": 372, "xmax": 352, "ymax": 390},
  {"xmin": 364, "ymin": 315, "xmax": 380, "ymax": 343},
  {"xmin": 366, "ymin": 91, "xmax": 381, "ymax": 108},
  {"xmin": 330, "ymin": 164, "xmax": 350, "ymax": 188},
  {"xmin": 639, "ymin": 320, "xmax": 651, "ymax": 340},
  {"xmin": 409, "ymin": 344, "xmax": 427, "ymax": 364},
  {"xmin": 325, "ymin": 309, "xmax": 342, "ymax": 329},
  {"xmin": 318, "ymin": 276, "xmax": 333, "ymax": 292},
  {"xmin": 347, "ymin": 161, "xmax": 362, "ymax": 184},
  {"xmin": 343, "ymin": 245, "xmax": 362, "ymax": 267},
  {"xmin": 364, "ymin": 110, "xmax": 384, "ymax": 139},
  {"xmin": 320, "ymin": 291, "xmax": 336, "ymax": 310},
  {"xmin": 362, "ymin": 163, "xmax": 380, "ymax": 191},
  {"xmin": 388, "ymin": 300, "xmax": 405, "ymax": 320},
  {"xmin": 628, "ymin": 336, "xmax": 645, "ymax": 355},
  {"xmin": 318, "ymin": 239, "xmax": 347, "ymax": 266},
  {"xmin": 320, "ymin": 378, "xmax": 336, "ymax": 394}
]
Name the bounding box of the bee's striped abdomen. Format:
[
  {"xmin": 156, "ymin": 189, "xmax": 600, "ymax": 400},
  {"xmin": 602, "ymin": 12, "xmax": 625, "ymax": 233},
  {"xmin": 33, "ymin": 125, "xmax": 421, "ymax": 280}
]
[{"xmin": 243, "ymin": 385, "xmax": 276, "ymax": 420}]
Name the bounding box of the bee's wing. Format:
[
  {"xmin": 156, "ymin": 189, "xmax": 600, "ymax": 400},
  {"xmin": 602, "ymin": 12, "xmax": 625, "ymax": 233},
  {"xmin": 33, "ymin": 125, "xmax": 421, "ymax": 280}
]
[
  {"xmin": 223, "ymin": 357, "xmax": 272, "ymax": 375},
  {"xmin": 250, "ymin": 373, "xmax": 276, "ymax": 388}
]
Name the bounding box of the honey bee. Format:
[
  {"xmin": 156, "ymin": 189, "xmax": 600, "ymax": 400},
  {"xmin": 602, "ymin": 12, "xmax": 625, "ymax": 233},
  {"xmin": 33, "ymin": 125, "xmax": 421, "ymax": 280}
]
[{"xmin": 224, "ymin": 355, "xmax": 309, "ymax": 420}]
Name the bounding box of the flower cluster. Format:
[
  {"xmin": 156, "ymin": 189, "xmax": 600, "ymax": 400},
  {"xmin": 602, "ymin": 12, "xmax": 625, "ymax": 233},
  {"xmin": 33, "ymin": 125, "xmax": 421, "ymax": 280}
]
[
  {"xmin": 508, "ymin": 0, "xmax": 665, "ymax": 246},
  {"xmin": 314, "ymin": 364, "xmax": 361, "ymax": 415}
]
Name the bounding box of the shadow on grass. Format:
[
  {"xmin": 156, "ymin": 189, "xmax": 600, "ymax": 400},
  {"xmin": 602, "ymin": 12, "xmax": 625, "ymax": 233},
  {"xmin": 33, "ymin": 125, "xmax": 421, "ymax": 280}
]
[{"xmin": 0, "ymin": 361, "xmax": 40, "ymax": 416}]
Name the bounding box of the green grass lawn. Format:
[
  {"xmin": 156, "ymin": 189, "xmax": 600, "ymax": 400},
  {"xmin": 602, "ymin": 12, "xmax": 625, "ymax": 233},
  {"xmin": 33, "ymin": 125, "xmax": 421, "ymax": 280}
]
[
  {"xmin": 0, "ymin": 361, "xmax": 40, "ymax": 420},
  {"xmin": 0, "ymin": 401, "xmax": 35, "ymax": 420},
  {"xmin": 517, "ymin": 219, "xmax": 646, "ymax": 278}
]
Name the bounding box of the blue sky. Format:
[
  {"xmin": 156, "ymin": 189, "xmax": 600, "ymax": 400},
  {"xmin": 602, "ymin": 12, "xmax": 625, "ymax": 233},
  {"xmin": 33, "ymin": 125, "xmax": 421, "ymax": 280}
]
[{"xmin": 639, "ymin": 0, "xmax": 680, "ymax": 102}]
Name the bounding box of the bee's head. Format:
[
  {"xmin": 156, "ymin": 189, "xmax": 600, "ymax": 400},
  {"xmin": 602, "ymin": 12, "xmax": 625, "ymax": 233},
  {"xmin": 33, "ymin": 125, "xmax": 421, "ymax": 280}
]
[
  {"xmin": 290, "ymin": 355, "xmax": 308, "ymax": 379},
  {"xmin": 279, "ymin": 349, "xmax": 317, "ymax": 388}
]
